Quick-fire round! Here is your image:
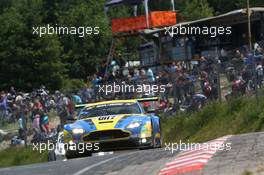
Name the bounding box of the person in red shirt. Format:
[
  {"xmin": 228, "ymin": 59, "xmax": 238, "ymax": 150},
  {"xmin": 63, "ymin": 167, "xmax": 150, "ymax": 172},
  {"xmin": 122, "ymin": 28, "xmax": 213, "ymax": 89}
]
[
  {"xmin": 32, "ymin": 98, "xmax": 44, "ymax": 118},
  {"xmin": 33, "ymin": 99, "xmax": 43, "ymax": 111}
]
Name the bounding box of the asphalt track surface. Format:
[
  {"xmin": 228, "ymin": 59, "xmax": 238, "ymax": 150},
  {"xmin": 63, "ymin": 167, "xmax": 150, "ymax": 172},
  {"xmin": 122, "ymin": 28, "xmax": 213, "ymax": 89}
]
[
  {"xmin": 0, "ymin": 148, "xmax": 179, "ymax": 175},
  {"xmin": 3, "ymin": 132, "xmax": 264, "ymax": 175}
]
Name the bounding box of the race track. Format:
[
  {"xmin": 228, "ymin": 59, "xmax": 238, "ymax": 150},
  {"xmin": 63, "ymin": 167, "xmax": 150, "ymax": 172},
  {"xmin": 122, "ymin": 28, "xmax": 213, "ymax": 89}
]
[
  {"xmin": 2, "ymin": 132, "xmax": 264, "ymax": 175},
  {"xmin": 0, "ymin": 148, "xmax": 178, "ymax": 175}
]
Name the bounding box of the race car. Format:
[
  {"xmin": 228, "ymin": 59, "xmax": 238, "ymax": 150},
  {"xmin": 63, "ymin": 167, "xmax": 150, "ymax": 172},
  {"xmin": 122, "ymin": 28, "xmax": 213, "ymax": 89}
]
[{"xmin": 63, "ymin": 97, "xmax": 162, "ymax": 158}]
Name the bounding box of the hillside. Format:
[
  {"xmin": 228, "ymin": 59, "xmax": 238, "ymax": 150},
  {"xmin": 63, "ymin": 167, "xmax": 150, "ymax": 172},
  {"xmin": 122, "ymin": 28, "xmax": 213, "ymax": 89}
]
[{"xmin": 162, "ymin": 95, "xmax": 264, "ymax": 143}]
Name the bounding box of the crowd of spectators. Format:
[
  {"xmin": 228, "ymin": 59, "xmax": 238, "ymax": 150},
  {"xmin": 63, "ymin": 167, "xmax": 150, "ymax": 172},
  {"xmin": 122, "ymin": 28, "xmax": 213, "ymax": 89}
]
[
  {"xmin": 0, "ymin": 42, "xmax": 263, "ymax": 144},
  {"xmin": 89, "ymin": 56, "xmax": 219, "ymax": 110},
  {"xmin": 0, "ymin": 86, "xmax": 80, "ymax": 143}
]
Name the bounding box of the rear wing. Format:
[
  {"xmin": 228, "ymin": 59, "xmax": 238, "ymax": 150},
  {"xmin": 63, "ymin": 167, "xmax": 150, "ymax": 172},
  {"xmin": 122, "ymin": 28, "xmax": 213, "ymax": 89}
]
[
  {"xmin": 136, "ymin": 97, "xmax": 158, "ymax": 103},
  {"xmin": 75, "ymin": 97, "xmax": 158, "ymax": 109}
]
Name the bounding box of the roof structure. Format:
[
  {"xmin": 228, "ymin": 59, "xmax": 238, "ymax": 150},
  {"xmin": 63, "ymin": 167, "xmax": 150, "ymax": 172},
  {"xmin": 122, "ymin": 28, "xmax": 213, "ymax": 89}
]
[
  {"xmin": 105, "ymin": 0, "xmax": 143, "ymax": 7},
  {"xmin": 141, "ymin": 7, "xmax": 264, "ymax": 34}
]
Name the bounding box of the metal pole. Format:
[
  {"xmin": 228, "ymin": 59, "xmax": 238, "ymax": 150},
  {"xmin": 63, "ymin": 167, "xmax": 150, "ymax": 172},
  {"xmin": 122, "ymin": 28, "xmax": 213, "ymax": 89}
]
[
  {"xmin": 247, "ymin": 0, "xmax": 259, "ymax": 104},
  {"xmin": 105, "ymin": 39, "xmax": 115, "ymax": 78},
  {"xmin": 215, "ymin": 40, "xmax": 222, "ymax": 102},
  {"xmin": 217, "ymin": 63, "xmax": 222, "ymax": 102},
  {"xmin": 171, "ymin": 0, "xmax": 175, "ymax": 11},
  {"xmin": 247, "ymin": 0, "xmax": 252, "ymax": 50},
  {"xmin": 133, "ymin": 5, "xmax": 138, "ymax": 16},
  {"xmin": 144, "ymin": 0, "xmax": 150, "ymax": 28}
]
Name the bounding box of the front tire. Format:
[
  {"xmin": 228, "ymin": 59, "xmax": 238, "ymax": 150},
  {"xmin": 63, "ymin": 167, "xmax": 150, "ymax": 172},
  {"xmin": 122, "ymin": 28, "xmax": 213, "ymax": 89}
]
[
  {"xmin": 155, "ymin": 123, "xmax": 163, "ymax": 148},
  {"xmin": 65, "ymin": 150, "xmax": 92, "ymax": 159},
  {"xmin": 151, "ymin": 121, "xmax": 162, "ymax": 148}
]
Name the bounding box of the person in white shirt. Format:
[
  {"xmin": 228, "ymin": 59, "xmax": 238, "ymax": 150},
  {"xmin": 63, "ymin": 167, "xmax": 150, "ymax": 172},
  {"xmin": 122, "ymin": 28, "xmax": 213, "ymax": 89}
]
[{"xmin": 256, "ymin": 62, "xmax": 263, "ymax": 88}]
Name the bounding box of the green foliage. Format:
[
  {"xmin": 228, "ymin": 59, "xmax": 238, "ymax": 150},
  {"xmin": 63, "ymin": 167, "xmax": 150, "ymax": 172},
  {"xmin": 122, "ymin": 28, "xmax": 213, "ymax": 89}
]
[
  {"xmin": 235, "ymin": 0, "xmax": 264, "ymax": 9},
  {"xmin": 149, "ymin": 0, "xmax": 173, "ymax": 11},
  {"xmin": 162, "ymin": 96, "xmax": 264, "ymax": 144},
  {"xmin": 182, "ymin": 0, "xmax": 214, "ymax": 21},
  {"xmin": 208, "ymin": 0, "xmax": 264, "ymax": 14},
  {"xmin": 57, "ymin": 0, "xmax": 112, "ymax": 78},
  {"xmin": 0, "ymin": 147, "xmax": 48, "ymax": 168},
  {"xmin": 0, "ymin": 0, "xmax": 65, "ymax": 90},
  {"xmin": 207, "ymin": 0, "xmax": 238, "ymax": 14},
  {"xmin": 62, "ymin": 78, "xmax": 85, "ymax": 92}
]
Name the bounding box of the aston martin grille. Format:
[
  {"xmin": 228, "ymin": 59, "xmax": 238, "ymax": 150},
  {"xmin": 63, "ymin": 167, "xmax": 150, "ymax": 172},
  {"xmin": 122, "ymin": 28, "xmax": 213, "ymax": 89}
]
[{"xmin": 83, "ymin": 130, "xmax": 130, "ymax": 142}]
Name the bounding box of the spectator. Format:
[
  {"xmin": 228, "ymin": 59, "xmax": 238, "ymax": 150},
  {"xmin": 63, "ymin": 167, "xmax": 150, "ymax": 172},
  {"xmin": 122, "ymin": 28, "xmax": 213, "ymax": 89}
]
[
  {"xmin": 140, "ymin": 68, "xmax": 147, "ymax": 81},
  {"xmin": 40, "ymin": 115, "xmax": 50, "ymax": 134},
  {"xmin": 9, "ymin": 86, "xmax": 16, "ymax": 97},
  {"xmin": 32, "ymin": 114, "xmax": 41, "ymax": 134},
  {"xmin": 0, "ymin": 91, "xmax": 7, "ymax": 112},
  {"xmin": 0, "ymin": 91, "xmax": 8, "ymax": 125},
  {"xmin": 158, "ymin": 71, "xmax": 170, "ymax": 101},
  {"xmin": 169, "ymin": 62, "xmax": 177, "ymax": 73},
  {"xmin": 111, "ymin": 60, "xmax": 120, "ymax": 75},
  {"xmin": 146, "ymin": 68, "xmax": 155, "ymax": 82},
  {"xmin": 256, "ymin": 62, "xmax": 263, "ymax": 87},
  {"xmin": 200, "ymin": 56, "xmax": 208, "ymax": 71},
  {"xmin": 18, "ymin": 117, "xmax": 26, "ymax": 139},
  {"xmin": 32, "ymin": 98, "xmax": 43, "ymax": 116},
  {"xmin": 199, "ymin": 71, "xmax": 208, "ymax": 92},
  {"xmin": 91, "ymin": 74, "xmax": 101, "ymax": 101},
  {"xmin": 72, "ymin": 92, "xmax": 82, "ymax": 104},
  {"xmin": 81, "ymin": 85, "xmax": 92, "ymax": 103}
]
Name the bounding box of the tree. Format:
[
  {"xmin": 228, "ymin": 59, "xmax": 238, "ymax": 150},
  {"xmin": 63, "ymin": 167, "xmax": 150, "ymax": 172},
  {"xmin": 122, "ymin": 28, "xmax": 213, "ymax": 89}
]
[
  {"xmin": 208, "ymin": 0, "xmax": 264, "ymax": 14},
  {"xmin": 0, "ymin": 0, "xmax": 65, "ymax": 90},
  {"xmin": 235, "ymin": 0, "xmax": 264, "ymax": 9},
  {"xmin": 56, "ymin": 0, "xmax": 112, "ymax": 78},
  {"xmin": 207, "ymin": 0, "xmax": 237, "ymax": 14},
  {"xmin": 149, "ymin": 0, "xmax": 173, "ymax": 11},
  {"xmin": 182, "ymin": 0, "xmax": 214, "ymax": 21},
  {"xmin": 0, "ymin": 0, "xmax": 263, "ymax": 91}
]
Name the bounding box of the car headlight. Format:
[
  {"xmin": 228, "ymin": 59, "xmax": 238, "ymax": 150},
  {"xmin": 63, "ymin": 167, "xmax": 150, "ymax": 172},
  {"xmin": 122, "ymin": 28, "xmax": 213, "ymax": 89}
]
[
  {"xmin": 72, "ymin": 128, "xmax": 85, "ymax": 134},
  {"xmin": 127, "ymin": 122, "xmax": 141, "ymax": 129}
]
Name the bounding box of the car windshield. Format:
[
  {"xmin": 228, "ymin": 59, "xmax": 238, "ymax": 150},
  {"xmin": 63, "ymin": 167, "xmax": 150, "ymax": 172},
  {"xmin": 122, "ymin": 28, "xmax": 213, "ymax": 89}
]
[{"xmin": 78, "ymin": 102, "xmax": 142, "ymax": 119}]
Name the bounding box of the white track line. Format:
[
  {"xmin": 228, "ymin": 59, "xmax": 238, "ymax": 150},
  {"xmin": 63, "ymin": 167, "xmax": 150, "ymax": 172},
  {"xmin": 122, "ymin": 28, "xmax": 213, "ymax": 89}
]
[
  {"xmin": 166, "ymin": 154, "xmax": 213, "ymax": 166},
  {"xmin": 73, "ymin": 152, "xmax": 137, "ymax": 175}
]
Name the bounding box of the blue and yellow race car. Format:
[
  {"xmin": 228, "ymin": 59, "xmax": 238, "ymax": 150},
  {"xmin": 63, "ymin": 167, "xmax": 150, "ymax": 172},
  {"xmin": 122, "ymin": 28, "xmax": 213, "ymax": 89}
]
[{"xmin": 63, "ymin": 98, "xmax": 162, "ymax": 158}]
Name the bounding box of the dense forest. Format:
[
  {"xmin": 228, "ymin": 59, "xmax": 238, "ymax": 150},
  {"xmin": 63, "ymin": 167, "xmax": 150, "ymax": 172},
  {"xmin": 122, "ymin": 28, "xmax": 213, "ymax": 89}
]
[{"xmin": 0, "ymin": 0, "xmax": 263, "ymax": 91}]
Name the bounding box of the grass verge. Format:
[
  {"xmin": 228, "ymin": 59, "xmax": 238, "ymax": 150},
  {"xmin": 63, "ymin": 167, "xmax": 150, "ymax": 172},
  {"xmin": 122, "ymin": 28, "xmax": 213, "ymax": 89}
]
[
  {"xmin": 0, "ymin": 146, "xmax": 48, "ymax": 168},
  {"xmin": 161, "ymin": 95, "xmax": 264, "ymax": 143}
]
